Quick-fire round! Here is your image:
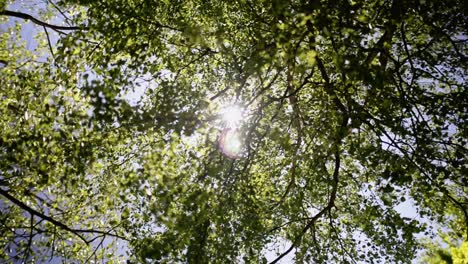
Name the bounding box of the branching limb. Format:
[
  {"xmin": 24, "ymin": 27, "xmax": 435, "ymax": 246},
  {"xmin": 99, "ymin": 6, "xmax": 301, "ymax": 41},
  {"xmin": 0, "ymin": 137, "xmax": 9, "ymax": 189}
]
[
  {"xmin": 22, "ymin": 214, "xmax": 34, "ymax": 264},
  {"xmin": 270, "ymin": 146, "xmax": 343, "ymax": 264},
  {"xmin": 270, "ymin": 66, "xmax": 312, "ymax": 210},
  {"xmin": 85, "ymin": 235, "xmax": 106, "ymax": 263},
  {"xmin": 357, "ymin": 109, "xmax": 468, "ymax": 238},
  {"xmin": 49, "ymin": 225, "xmax": 57, "ymax": 261},
  {"xmin": 269, "ymin": 52, "xmax": 350, "ymax": 263},
  {"xmin": 47, "ymin": 0, "xmax": 72, "ymax": 24},
  {"xmin": 1, "ymin": 10, "xmax": 88, "ymax": 32},
  {"xmin": 43, "ymin": 26, "xmax": 56, "ymax": 63},
  {"xmin": 329, "ymin": 212, "xmax": 358, "ymax": 264},
  {"xmin": 268, "ymin": 218, "xmax": 316, "ymax": 233},
  {"xmin": 246, "ymin": 69, "xmax": 283, "ymax": 106},
  {"xmin": 0, "ymin": 188, "xmax": 128, "ymax": 244}
]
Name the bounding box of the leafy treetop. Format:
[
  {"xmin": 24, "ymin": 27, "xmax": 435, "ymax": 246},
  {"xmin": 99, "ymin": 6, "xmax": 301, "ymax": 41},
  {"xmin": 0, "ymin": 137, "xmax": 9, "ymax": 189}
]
[{"xmin": 0, "ymin": 0, "xmax": 467, "ymax": 263}]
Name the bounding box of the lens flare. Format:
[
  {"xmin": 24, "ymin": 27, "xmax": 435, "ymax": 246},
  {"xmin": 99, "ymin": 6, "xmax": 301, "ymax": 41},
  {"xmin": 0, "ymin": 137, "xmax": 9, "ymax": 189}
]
[{"xmin": 218, "ymin": 128, "xmax": 242, "ymax": 159}]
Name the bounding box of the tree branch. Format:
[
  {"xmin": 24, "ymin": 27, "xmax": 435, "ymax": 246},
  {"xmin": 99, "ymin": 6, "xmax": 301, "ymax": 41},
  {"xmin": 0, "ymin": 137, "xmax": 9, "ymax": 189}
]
[
  {"xmin": 270, "ymin": 56, "xmax": 349, "ymax": 261},
  {"xmin": 316, "ymin": 58, "xmax": 350, "ymax": 120},
  {"xmin": 356, "ymin": 108, "xmax": 468, "ymax": 238},
  {"xmin": 270, "ymin": 146, "xmax": 343, "ymax": 264},
  {"xmin": 47, "ymin": 0, "xmax": 72, "ymax": 24},
  {"xmin": 0, "ymin": 188, "xmax": 88, "ymax": 243},
  {"xmin": 0, "ymin": 188, "xmax": 128, "ymax": 244},
  {"xmin": 0, "ymin": 10, "xmax": 88, "ymax": 31},
  {"xmin": 22, "ymin": 214, "xmax": 34, "ymax": 263},
  {"xmin": 43, "ymin": 26, "xmax": 56, "ymax": 63}
]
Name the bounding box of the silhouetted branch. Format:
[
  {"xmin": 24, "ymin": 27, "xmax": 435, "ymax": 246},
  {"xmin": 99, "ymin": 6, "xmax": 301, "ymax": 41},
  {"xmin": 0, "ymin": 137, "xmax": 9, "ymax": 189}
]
[
  {"xmin": 47, "ymin": 0, "xmax": 72, "ymax": 23},
  {"xmin": 270, "ymin": 147, "xmax": 343, "ymax": 264},
  {"xmin": 1, "ymin": 10, "xmax": 88, "ymax": 31},
  {"xmin": 43, "ymin": 26, "xmax": 56, "ymax": 62},
  {"xmin": 0, "ymin": 188, "xmax": 128, "ymax": 244}
]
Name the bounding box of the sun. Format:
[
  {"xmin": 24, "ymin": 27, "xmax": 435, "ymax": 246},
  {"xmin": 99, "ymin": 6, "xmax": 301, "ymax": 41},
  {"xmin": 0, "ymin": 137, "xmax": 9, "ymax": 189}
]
[{"xmin": 221, "ymin": 105, "xmax": 244, "ymax": 127}]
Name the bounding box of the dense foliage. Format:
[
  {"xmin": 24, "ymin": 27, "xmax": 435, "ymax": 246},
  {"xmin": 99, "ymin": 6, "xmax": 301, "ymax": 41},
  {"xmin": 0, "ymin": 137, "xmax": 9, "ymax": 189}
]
[
  {"xmin": 422, "ymin": 239, "xmax": 468, "ymax": 264},
  {"xmin": 1, "ymin": 0, "xmax": 467, "ymax": 263}
]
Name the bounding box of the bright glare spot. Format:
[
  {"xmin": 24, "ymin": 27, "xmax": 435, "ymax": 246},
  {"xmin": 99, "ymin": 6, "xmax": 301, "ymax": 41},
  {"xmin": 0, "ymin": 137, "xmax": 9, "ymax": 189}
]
[
  {"xmin": 219, "ymin": 128, "xmax": 242, "ymax": 159},
  {"xmin": 221, "ymin": 105, "xmax": 244, "ymax": 127}
]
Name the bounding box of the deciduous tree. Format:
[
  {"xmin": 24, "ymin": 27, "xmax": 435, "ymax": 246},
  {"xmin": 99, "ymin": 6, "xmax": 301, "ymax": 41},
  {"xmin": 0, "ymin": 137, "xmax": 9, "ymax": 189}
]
[{"xmin": 1, "ymin": 0, "xmax": 466, "ymax": 263}]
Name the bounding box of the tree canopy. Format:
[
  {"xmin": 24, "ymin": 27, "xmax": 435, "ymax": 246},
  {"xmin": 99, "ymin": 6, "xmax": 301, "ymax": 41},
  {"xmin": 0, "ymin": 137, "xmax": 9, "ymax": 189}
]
[{"xmin": 0, "ymin": 0, "xmax": 467, "ymax": 263}]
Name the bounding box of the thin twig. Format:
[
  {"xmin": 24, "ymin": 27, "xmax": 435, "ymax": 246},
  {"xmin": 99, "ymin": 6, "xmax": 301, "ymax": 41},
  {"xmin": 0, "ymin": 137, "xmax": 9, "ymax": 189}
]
[
  {"xmin": 47, "ymin": 0, "xmax": 72, "ymax": 24},
  {"xmin": 22, "ymin": 214, "xmax": 34, "ymax": 263},
  {"xmin": 43, "ymin": 26, "xmax": 56, "ymax": 62}
]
